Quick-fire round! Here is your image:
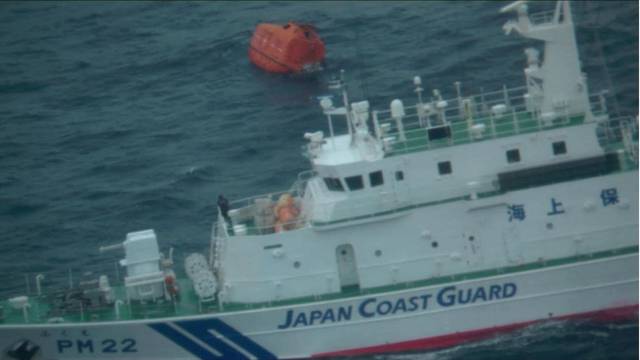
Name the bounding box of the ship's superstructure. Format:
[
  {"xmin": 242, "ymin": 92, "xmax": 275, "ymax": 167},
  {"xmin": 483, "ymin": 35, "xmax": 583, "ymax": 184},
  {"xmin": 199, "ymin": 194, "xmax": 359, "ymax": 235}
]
[
  {"xmin": 0, "ymin": 2, "xmax": 637, "ymax": 360},
  {"xmin": 213, "ymin": 0, "xmax": 636, "ymax": 305}
]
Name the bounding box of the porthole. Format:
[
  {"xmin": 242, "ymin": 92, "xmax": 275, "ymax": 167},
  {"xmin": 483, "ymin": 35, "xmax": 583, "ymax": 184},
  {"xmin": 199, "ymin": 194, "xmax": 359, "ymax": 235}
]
[
  {"xmin": 431, "ymin": 241, "xmax": 438, "ymax": 248},
  {"xmin": 293, "ymin": 261, "xmax": 301, "ymax": 268},
  {"xmin": 375, "ymin": 250, "xmax": 382, "ymax": 257}
]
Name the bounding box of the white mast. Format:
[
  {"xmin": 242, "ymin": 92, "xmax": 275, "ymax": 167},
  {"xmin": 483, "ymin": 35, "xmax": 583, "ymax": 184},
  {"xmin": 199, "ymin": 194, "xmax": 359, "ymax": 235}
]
[{"xmin": 501, "ymin": 1, "xmax": 592, "ymax": 120}]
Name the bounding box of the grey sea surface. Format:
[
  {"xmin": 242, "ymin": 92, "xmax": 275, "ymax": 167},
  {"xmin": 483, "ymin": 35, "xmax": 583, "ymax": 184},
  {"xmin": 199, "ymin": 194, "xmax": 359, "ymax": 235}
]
[{"xmin": 0, "ymin": 1, "xmax": 637, "ymax": 359}]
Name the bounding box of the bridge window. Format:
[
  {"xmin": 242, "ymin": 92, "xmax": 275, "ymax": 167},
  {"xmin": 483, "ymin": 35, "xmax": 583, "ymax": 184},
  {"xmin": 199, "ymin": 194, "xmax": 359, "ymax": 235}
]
[
  {"xmin": 369, "ymin": 171, "xmax": 384, "ymax": 187},
  {"xmin": 438, "ymin": 161, "xmax": 452, "ymax": 175},
  {"xmin": 345, "ymin": 175, "xmax": 364, "ymax": 191},
  {"xmin": 506, "ymin": 149, "xmax": 521, "ymax": 163},
  {"xmin": 552, "ymin": 141, "xmax": 567, "ymax": 155},
  {"xmin": 324, "ymin": 177, "xmax": 344, "ymax": 192},
  {"xmin": 395, "ymin": 171, "xmax": 404, "ymax": 181}
]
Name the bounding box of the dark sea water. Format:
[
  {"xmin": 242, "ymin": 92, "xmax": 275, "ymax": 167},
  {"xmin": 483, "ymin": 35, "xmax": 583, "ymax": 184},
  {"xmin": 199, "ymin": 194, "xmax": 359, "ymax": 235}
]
[{"xmin": 0, "ymin": 1, "xmax": 637, "ymax": 359}]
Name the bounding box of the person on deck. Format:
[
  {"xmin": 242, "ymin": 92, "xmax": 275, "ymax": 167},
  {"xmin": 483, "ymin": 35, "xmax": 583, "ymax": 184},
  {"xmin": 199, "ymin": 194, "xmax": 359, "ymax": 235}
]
[{"xmin": 217, "ymin": 195, "xmax": 232, "ymax": 227}]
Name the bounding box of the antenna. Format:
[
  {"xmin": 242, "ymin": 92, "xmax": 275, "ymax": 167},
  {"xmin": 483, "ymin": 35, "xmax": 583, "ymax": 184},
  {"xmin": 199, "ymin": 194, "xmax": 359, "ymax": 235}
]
[
  {"xmin": 354, "ymin": 29, "xmax": 370, "ymax": 99},
  {"xmin": 326, "ymin": 70, "xmax": 356, "ymax": 144}
]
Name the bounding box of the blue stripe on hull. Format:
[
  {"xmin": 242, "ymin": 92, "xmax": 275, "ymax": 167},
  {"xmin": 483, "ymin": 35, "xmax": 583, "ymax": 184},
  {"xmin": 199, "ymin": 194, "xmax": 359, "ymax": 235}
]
[
  {"xmin": 149, "ymin": 323, "xmax": 219, "ymax": 360},
  {"xmin": 174, "ymin": 320, "xmax": 249, "ymax": 359},
  {"xmin": 149, "ymin": 318, "xmax": 276, "ymax": 360},
  {"xmin": 198, "ymin": 319, "xmax": 277, "ymax": 360}
]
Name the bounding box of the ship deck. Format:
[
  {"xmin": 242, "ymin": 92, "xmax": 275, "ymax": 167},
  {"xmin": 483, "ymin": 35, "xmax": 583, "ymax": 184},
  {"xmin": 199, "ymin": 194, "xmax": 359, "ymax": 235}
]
[
  {"xmin": 371, "ymin": 86, "xmax": 622, "ymax": 157},
  {"xmin": 0, "ymin": 245, "xmax": 637, "ymax": 326},
  {"xmin": 383, "ymin": 111, "xmax": 588, "ymax": 156},
  {"xmin": 0, "ymin": 278, "xmax": 209, "ymax": 325}
]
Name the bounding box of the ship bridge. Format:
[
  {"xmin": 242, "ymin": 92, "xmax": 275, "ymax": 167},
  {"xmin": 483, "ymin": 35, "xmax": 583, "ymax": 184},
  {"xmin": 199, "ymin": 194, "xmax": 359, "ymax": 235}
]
[{"xmin": 309, "ymin": 133, "xmax": 384, "ymax": 167}]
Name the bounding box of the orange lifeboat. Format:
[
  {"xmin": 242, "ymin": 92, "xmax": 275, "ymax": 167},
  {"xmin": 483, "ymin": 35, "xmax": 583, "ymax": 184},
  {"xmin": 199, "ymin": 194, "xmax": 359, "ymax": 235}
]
[{"xmin": 249, "ymin": 22, "xmax": 325, "ymax": 74}]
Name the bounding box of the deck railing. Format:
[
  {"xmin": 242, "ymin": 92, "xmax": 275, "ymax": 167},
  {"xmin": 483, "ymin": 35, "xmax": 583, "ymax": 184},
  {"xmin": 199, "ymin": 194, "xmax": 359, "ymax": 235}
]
[
  {"xmin": 214, "ymin": 170, "xmax": 319, "ymax": 237},
  {"xmin": 220, "ymin": 171, "xmax": 498, "ymax": 235},
  {"xmin": 0, "ymin": 259, "xmax": 124, "ymax": 323},
  {"xmin": 597, "ymin": 116, "xmax": 639, "ymax": 166},
  {"xmin": 9, "ymin": 260, "xmax": 123, "ymax": 299},
  {"xmin": 228, "ymin": 188, "xmax": 303, "ymax": 213},
  {"xmin": 530, "ymin": 9, "xmax": 556, "ymax": 25},
  {"xmin": 211, "ymin": 210, "xmax": 228, "ymax": 273},
  {"xmin": 374, "ymin": 87, "xmax": 610, "ymax": 156}
]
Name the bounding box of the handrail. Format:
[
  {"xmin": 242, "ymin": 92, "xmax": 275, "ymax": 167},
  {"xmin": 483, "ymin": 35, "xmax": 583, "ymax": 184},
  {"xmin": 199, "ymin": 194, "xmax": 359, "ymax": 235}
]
[
  {"xmin": 380, "ymin": 109, "xmax": 567, "ymax": 156},
  {"xmin": 529, "ymin": 9, "xmax": 556, "ymax": 25},
  {"xmin": 224, "ymin": 173, "xmax": 497, "ymax": 235},
  {"xmin": 212, "ymin": 210, "xmax": 229, "ymax": 273},
  {"xmin": 229, "ymin": 185, "xmax": 303, "ymax": 209},
  {"xmin": 375, "ymin": 85, "xmax": 529, "ymax": 118},
  {"xmin": 597, "ymin": 116, "xmax": 639, "ymax": 164},
  {"xmin": 226, "ymin": 170, "xmax": 315, "ymax": 209},
  {"xmin": 1, "ymin": 258, "xmax": 124, "ymax": 302},
  {"xmin": 375, "ymin": 90, "xmax": 612, "ymax": 157},
  {"xmin": 375, "ymin": 86, "xmax": 608, "ymax": 124}
]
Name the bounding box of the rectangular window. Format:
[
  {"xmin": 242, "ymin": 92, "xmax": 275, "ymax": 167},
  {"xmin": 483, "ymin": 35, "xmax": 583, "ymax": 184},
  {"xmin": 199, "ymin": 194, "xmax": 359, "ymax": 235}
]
[
  {"xmin": 438, "ymin": 161, "xmax": 452, "ymax": 175},
  {"xmin": 345, "ymin": 175, "xmax": 364, "ymax": 191},
  {"xmin": 506, "ymin": 149, "xmax": 521, "ymax": 163},
  {"xmin": 369, "ymin": 171, "xmax": 384, "ymax": 187},
  {"xmin": 552, "ymin": 141, "xmax": 567, "ymax": 155},
  {"xmin": 395, "ymin": 171, "xmax": 404, "ymax": 181},
  {"xmin": 323, "ymin": 177, "xmax": 344, "ymax": 192}
]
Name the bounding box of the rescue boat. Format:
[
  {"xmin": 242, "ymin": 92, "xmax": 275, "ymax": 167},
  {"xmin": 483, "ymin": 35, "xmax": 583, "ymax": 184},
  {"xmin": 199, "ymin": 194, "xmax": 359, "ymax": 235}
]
[{"xmin": 249, "ymin": 22, "xmax": 325, "ymax": 74}]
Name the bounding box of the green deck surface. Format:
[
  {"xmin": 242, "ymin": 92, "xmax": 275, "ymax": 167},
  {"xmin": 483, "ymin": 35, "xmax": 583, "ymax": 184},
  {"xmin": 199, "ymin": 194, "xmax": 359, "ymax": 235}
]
[{"xmin": 384, "ymin": 112, "xmax": 587, "ymax": 156}]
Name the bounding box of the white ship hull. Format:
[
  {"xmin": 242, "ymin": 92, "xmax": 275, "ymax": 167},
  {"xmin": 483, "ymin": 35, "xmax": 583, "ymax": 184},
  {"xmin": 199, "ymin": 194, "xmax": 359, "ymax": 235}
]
[
  {"xmin": 1, "ymin": 252, "xmax": 636, "ymax": 359},
  {"xmin": 2, "ymin": 2, "xmax": 637, "ymax": 359}
]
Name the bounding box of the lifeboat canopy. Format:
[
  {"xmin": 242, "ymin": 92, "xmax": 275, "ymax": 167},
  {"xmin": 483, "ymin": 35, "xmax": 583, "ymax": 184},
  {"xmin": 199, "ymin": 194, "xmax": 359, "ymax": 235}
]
[{"xmin": 249, "ymin": 22, "xmax": 325, "ymax": 74}]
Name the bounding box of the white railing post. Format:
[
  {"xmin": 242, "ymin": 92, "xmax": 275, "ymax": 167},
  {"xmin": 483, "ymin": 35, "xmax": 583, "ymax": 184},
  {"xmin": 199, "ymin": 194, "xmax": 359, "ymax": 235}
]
[
  {"xmin": 599, "ymin": 91, "xmax": 608, "ymax": 115},
  {"xmin": 490, "ymin": 113, "xmax": 496, "ymax": 138},
  {"xmin": 512, "ymin": 107, "xmax": 519, "ymax": 134},
  {"xmin": 35, "ymin": 274, "xmax": 44, "ymax": 297},
  {"xmin": 503, "ymin": 84, "xmax": 510, "ymax": 110},
  {"xmin": 372, "ymin": 111, "xmax": 381, "ymax": 141}
]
